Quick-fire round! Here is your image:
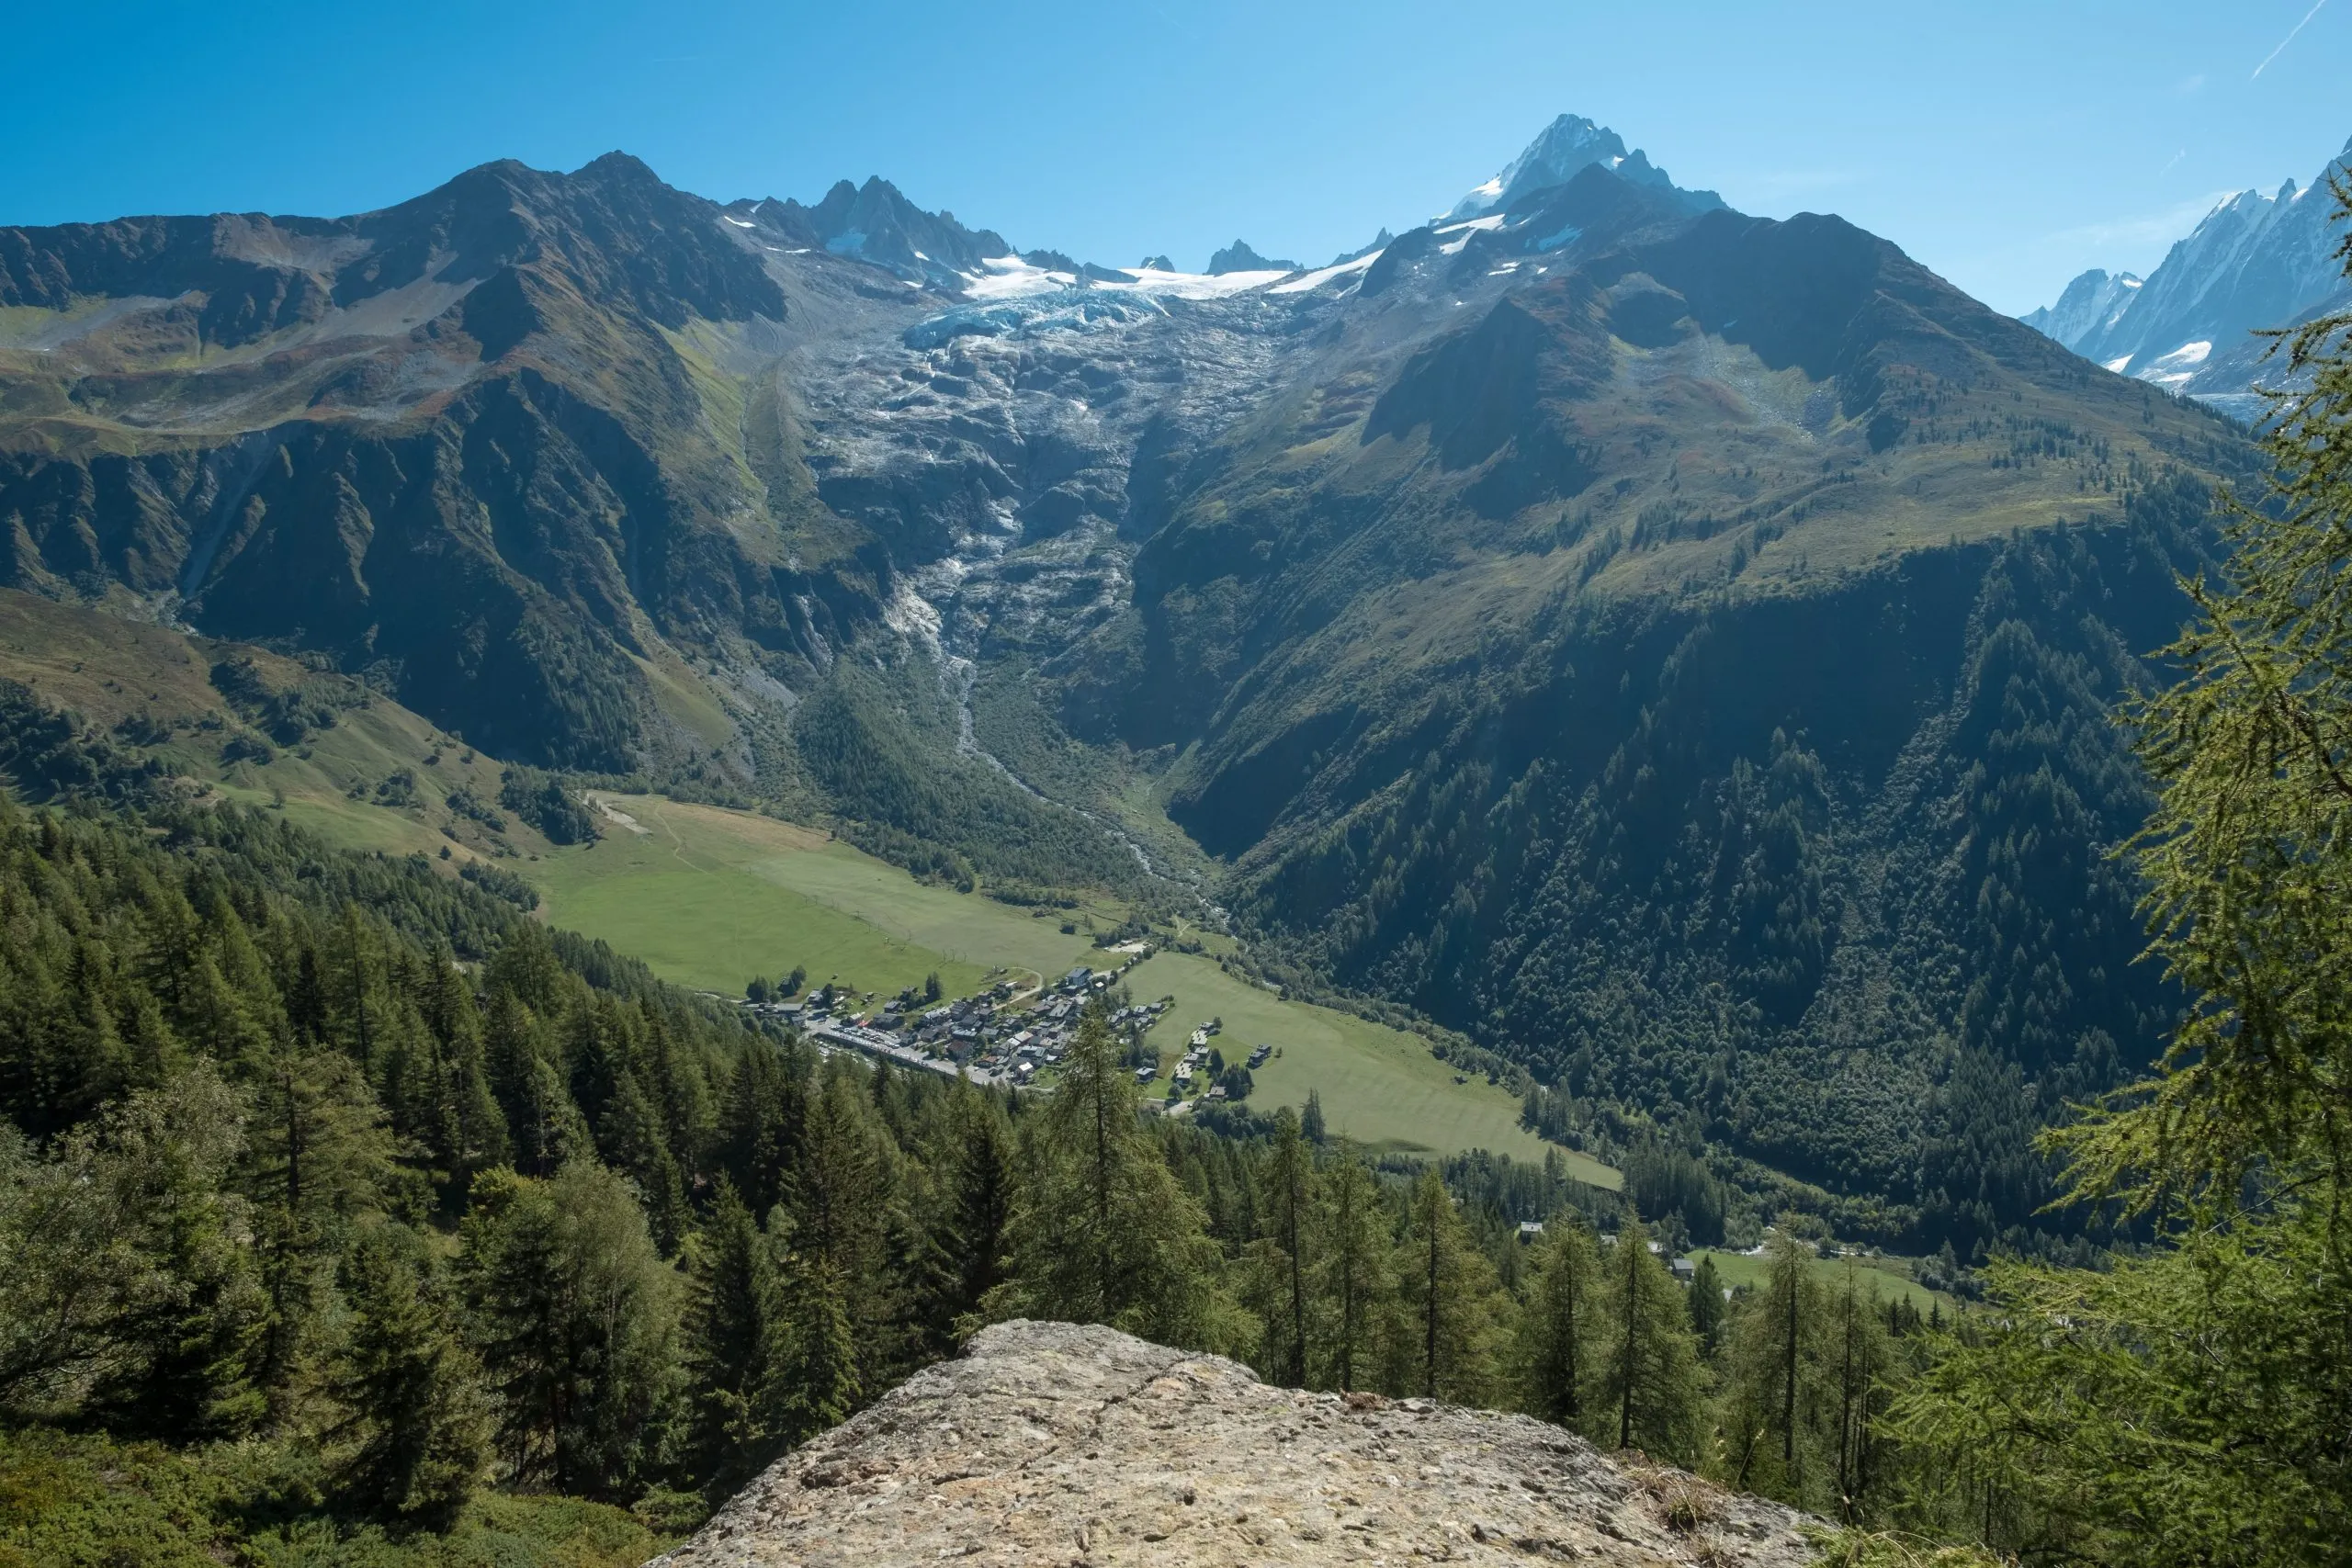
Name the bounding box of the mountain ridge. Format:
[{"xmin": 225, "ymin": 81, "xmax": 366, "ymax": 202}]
[
  {"xmin": 0, "ymin": 115, "xmax": 2267, "ymax": 1248},
  {"xmin": 2022, "ymin": 132, "xmax": 2352, "ymax": 414}
]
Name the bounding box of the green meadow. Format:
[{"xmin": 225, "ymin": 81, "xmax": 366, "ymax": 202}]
[
  {"xmin": 525, "ymin": 795, "xmax": 1616, "ymax": 1174},
  {"xmin": 1685, "ymin": 1247, "xmax": 1951, "ymax": 1317},
  {"xmin": 1126, "ymin": 949, "xmax": 1616, "ymax": 1183}
]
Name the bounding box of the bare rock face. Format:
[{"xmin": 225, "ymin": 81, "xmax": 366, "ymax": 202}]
[{"xmin": 650, "ymin": 1320, "xmax": 1817, "ymax": 1567}]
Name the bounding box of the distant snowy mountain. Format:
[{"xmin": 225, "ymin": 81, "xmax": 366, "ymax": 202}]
[
  {"xmin": 2022, "ymin": 135, "xmax": 2352, "ymax": 416},
  {"xmin": 1447, "ymin": 113, "xmax": 1724, "ymax": 221},
  {"xmin": 2019, "ymin": 268, "xmax": 2140, "ymax": 351}
]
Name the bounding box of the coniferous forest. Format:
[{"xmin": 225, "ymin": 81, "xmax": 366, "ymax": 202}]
[{"xmin": 1, "ymin": 128, "xmax": 2348, "ymax": 1568}]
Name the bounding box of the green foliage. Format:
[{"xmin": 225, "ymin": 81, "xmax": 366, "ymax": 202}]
[
  {"xmin": 500, "ymin": 767, "xmax": 601, "ymax": 846},
  {"xmin": 793, "ymin": 662, "xmax": 1137, "ymax": 894},
  {"xmin": 1891, "ymin": 193, "xmax": 2352, "ymax": 1567},
  {"xmin": 989, "ymin": 1000, "xmax": 1248, "ymax": 1353},
  {"xmin": 328, "ymin": 1219, "xmax": 492, "ymax": 1527},
  {"xmin": 1514, "ymin": 1215, "xmax": 1600, "ymax": 1427},
  {"xmin": 458, "ymin": 1161, "xmax": 683, "ymax": 1500},
  {"xmin": 1395, "ymin": 1168, "xmax": 1504, "ymax": 1404},
  {"xmin": 1214, "ymin": 491, "xmax": 2221, "ymax": 1255},
  {"xmin": 0, "ymin": 1425, "xmax": 664, "ymax": 1568},
  {"xmin": 1592, "ymin": 1218, "xmax": 1706, "ymax": 1463}
]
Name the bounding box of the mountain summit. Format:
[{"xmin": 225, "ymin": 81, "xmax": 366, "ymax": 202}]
[
  {"xmin": 2022, "ymin": 132, "xmax": 2352, "ymax": 414},
  {"xmin": 0, "ymin": 119, "xmax": 2256, "ymax": 1260},
  {"xmin": 1447, "ymin": 112, "xmax": 1724, "ymax": 220}
]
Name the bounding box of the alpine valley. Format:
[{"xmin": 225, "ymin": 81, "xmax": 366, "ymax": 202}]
[{"xmin": 0, "ymin": 112, "xmax": 2268, "ymax": 1258}]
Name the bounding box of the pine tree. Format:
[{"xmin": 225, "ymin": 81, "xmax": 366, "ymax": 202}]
[
  {"xmin": 599, "ymin": 1067, "xmax": 689, "ymax": 1257},
  {"xmin": 788, "ymin": 1066, "xmax": 893, "ymax": 1376},
  {"xmin": 934, "ymin": 1081, "xmax": 1015, "ymax": 1331},
  {"xmin": 1888, "ymin": 197, "xmax": 2352, "ymax": 1566},
  {"xmin": 1261, "ymin": 1108, "xmax": 1314, "ymax": 1385},
  {"xmin": 1687, "ymin": 1254, "xmax": 1726, "ymax": 1358},
  {"xmin": 1517, "ymin": 1213, "xmax": 1600, "ymax": 1428},
  {"xmin": 1307, "ymin": 1142, "xmax": 1389, "ymax": 1391},
  {"xmin": 1593, "ymin": 1217, "xmax": 1705, "ymax": 1463},
  {"xmin": 771, "ymin": 1240, "xmax": 859, "ymax": 1444},
  {"xmin": 244, "ymin": 1043, "xmax": 401, "ymax": 1396},
  {"xmin": 459, "ymin": 1161, "xmax": 682, "ymax": 1498},
  {"xmin": 683, "ymin": 1181, "xmax": 780, "ymax": 1492},
  {"xmin": 1396, "ymin": 1167, "xmax": 1499, "ymax": 1404},
  {"xmin": 1718, "ymin": 1234, "xmax": 1830, "ymax": 1500},
  {"xmin": 716, "ymin": 1043, "xmax": 803, "ymax": 1220},
  {"xmin": 1826, "ymin": 1265, "xmax": 1893, "ymax": 1522},
  {"xmin": 993, "ymin": 999, "xmax": 1244, "ymax": 1354},
  {"xmin": 85, "ymin": 1067, "xmax": 270, "ymax": 1440},
  {"xmin": 328, "ymin": 1219, "xmax": 491, "ymax": 1527}
]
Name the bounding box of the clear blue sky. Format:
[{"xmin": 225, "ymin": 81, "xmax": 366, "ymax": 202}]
[{"xmin": 5, "ymin": 1, "xmax": 2346, "ymax": 314}]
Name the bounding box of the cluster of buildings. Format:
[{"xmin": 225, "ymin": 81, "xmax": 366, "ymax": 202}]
[{"xmin": 746, "ymin": 945, "xmax": 1165, "ymax": 1089}]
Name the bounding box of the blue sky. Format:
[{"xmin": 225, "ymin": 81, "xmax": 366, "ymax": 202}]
[{"xmin": 5, "ymin": 1, "xmax": 2346, "ymax": 314}]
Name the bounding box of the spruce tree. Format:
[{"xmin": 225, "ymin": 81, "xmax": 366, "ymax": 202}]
[
  {"xmin": 328, "ymin": 1219, "xmax": 491, "ymax": 1527},
  {"xmin": 683, "ymin": 1180, "xmax": 780, "ymax": 1492},
  {"xmin": 934, "ymin": 1081, "xmax": 1015, "ymax": 1330},
  {"xmin": 772, "ymin": 1236, "xmax": 861, "ymax": 1445},
  {"xmin": 1307, "ymin": 1143, "xmax": 1389, "ymax": 1391},
  {"xmin": 1517, "ymin": 1213, "xmax": 1600, "ymax": 1428},
  {"xmin": 1592, "ymin": 1217, "xmax": 1705, "ymax": 1463}
]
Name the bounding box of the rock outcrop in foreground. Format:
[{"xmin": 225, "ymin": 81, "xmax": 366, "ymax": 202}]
[{"xmin": 650, "ymin": 1320, "xmax": 1816, "ymax": 1567}]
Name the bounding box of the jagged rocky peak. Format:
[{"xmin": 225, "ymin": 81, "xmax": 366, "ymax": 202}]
[
  {"xmin": 1204, "ymin": 238, "xmax": 1298, "ymax": 275},
  {"xmin": 650, "ymin": 1321, "xmax": 1815, "ymax": 1567},
  {"xmin": 2018, "ymin": 130, "xmax": 2352, "ymax": 410},
  {"xmin": 2020, "ymin": 267, "xmax": 2143, "ymax": 351},
  {"xmin": 1448, "ymin": 111, "xmax": 1725, "ymax": 220},
  {"xmin": 1137, "ymin": 253, "xmax": 1176, "ymax": 271},
  {"xmin": 1330, "ymin": 227, "xmax": 1393, "ymax": 265},
  {"xmin": 737, "ymin": 175, "xmax": 1012, "ymax": 286}
]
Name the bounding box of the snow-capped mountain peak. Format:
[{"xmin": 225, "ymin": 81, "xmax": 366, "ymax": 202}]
[
  {"xmin": 2022, "ymin": 132, "xmax": 2352, "ymax": 416},
  {"xmin": 1446, "ymin": 112, "xmax": 1724, "ymax": 220}
]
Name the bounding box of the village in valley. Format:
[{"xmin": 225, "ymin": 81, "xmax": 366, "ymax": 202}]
[{"xmin": 732, "ymin": 938, "xmax": 1274, "ymax": 1110}]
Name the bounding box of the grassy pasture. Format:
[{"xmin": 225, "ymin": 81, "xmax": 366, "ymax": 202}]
[
  {"xmin": 527, "ymin": 795, "xmax": 1612, "ymax": 1171},
  {"xmin": 1120, "ymin": 949, "xmax": 1618, "ymax": 1182},
  {"xmin": 1686, "ymin": 1247, "xmax": 1952, "ymax": 1317}
]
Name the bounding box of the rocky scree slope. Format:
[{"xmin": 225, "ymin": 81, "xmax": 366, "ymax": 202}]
[{"xmin": 650, "ymin": 1320, "xmax": 1813, "ymax": 1568}]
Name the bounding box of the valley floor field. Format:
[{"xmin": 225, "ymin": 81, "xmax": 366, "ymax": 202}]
[
  {"xmin": 528, "ymin": 794, "xmax": 1616, "ymax": 1173},
  {"xmin": 1125, "ymin": 949, "xmax": 1614, "ymax": 1181},
  {"xmin": 1686, "ymin": 1247, "xmax": 1951, "ymax": 1316}
]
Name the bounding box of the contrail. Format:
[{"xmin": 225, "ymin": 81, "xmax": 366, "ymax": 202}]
[{"xmin": 2253, "ymin": 0, "xmax": 2330, "ymax": 77}]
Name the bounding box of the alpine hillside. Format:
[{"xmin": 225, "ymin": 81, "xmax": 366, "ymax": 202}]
[{"xmin": 0, "ymin": 114, "xmax": 2268, "ymax": 1257}]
